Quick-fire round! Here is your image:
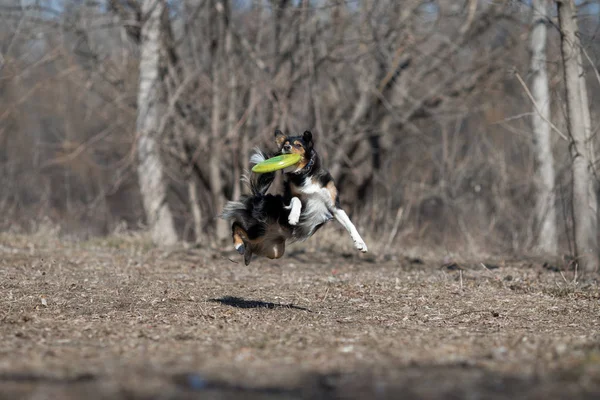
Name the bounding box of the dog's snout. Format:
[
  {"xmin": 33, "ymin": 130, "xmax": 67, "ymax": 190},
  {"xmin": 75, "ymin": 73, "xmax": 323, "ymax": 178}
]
[{"xmin": 283, "ymin": 144, "xmax": 292, "ymax": 151}]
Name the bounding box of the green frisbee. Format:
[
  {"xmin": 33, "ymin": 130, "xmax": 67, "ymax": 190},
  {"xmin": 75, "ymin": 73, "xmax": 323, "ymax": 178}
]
[{"xmin": 252, "ymin": 153, "xmax": 302, "ymax": 173}]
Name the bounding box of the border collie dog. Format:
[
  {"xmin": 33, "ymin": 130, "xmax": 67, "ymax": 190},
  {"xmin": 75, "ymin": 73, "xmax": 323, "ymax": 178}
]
[{"xmin": 221, "ymin": 130, "xmax": 368, "ymax": 265}]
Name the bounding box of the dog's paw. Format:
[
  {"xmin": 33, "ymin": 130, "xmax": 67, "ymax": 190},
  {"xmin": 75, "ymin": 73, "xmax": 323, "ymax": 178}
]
[
  {"xmin": 285, "ymin": 198, "xmax": 301, "ymax": 225},
  {"xmin": 235, "ymin": 243, "xmax": 245, "ymax": 255},
  {"xmin": 354, "ymin": 239, "xmax": 368, "ymax": 253},
  {"xmin": 288, "ymin": 209, "xmax": 300, "ymax": 226}
]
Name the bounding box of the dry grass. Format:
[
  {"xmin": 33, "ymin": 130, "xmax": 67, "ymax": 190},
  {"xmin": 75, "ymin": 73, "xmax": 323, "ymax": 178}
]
[{"xmin": 1, "ymin": 232, "xmax": 600, "ymax": 399}]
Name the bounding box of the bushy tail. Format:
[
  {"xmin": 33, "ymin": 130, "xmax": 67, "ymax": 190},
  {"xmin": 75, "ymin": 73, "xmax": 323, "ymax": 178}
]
[
  {"xmin": 244, "ymin": 147, "xmax": 276, "ymax": 196},
  {"xmin": 220, "ymin": 148, "xmax": 275, "ymax": 222},
  {"xmin": 220, "ymin": 200, "xmax": 244, "ymax": 222}
]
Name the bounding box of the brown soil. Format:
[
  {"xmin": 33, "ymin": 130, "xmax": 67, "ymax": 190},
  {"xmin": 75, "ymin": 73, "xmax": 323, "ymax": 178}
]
[{"xmin": 1, "ymin": 232, "xmax": 599, "ymax": 400}]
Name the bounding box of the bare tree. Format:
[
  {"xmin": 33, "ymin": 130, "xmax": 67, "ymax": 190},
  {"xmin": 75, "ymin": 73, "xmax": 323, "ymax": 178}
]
[
  {"xmin": 557, "ymin": 0, "xmax": 598, "ymax": 272},
  {"xmin": 530, "ymin": 0, "xmax": 557, "ymax": 254},
  {"xmin": 225, "ymin": 0, "xmax": 241, "ymax": 201},
  {"xmin": 209, "ymin": 0, "xmax": 228, "ymax": 242},
  {"xmin": 136, "ymin": 0, "xmax": 178, "ymax": 245}
]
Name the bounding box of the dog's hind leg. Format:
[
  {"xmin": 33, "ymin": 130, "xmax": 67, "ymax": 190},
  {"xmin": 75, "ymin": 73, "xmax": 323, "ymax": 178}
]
[
  {"xmin": 243, "ymin": 246, "xmax": 253, "ymax": 265},
  {"xmin": 232, "ymin": 223, "xmax": 248, "ymax": 255},
  {"xmin": 233, "ymin": 224, "xmax": 254, "ymax": 265}
]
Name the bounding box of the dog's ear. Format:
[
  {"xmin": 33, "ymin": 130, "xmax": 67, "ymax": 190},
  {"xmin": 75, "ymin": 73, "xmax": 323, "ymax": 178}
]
[
  {"xmin": 302, "ymin": 131, "xmax": 313, "ymax": 145},
  {"xmin": 274, "ymin": 130, "xmax": 286, "ymax": 147}
]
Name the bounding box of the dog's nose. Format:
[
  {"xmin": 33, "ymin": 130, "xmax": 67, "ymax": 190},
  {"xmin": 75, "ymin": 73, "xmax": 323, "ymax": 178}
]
[{"xmin": 283, "ymin": 144, "xmax": 292, "ymax": 152}]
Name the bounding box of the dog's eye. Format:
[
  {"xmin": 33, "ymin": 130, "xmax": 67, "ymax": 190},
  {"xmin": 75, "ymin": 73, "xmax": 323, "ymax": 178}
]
[{"xmin": 294, "ymin": 143, "xmax": 302, "ymax": 148}]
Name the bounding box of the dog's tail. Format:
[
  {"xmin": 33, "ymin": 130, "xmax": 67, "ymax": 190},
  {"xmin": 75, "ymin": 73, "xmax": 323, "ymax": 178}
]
[
  {"xmin": 220, "ymin": 148, "xmax": 275, "ymax": 222},
  {"xmin": 220, "ymin": 200, "xmax": 246, "ymax": 222},
  {"xmin": 243, "ymin": 147, "xmax": 276, "ymax": 196}
]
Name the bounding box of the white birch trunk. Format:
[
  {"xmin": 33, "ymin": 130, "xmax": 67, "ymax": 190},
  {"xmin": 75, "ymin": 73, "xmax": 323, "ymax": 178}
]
[
  {"xmin": 530, "ymin": 0, "xmax": 557, "ymax": 254},
  {"xmin": 136, "ymin": 0, "xmax": 178, "ymax": 246},
  {"xmin": 210, "ymin": 0, "xmax": 228, "ymax": 241},
  {"xmin": 225, "ymin": 1, "xmax": 241, "ymax": 201}
]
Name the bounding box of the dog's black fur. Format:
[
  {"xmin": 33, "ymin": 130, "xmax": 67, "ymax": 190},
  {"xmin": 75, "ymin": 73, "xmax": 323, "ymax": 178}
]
[{"xmin": 220, "ymin": 157, "xmax": 292, "ymax": 265}]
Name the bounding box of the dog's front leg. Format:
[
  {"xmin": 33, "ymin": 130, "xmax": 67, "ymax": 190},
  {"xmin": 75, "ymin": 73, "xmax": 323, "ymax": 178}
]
[
  {"xmin": 284, "ymin": 197, "xmax": 302, "ymax": 225},
  {"xmin": 332, "ymin": 208, "xmax": 368, "ymax": 253}
]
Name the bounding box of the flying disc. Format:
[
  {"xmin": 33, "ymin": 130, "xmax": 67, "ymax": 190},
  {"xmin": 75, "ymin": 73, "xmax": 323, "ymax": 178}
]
[{"xmin": 252, "ymin": 154, "xmax": 302, "ymax": 173}]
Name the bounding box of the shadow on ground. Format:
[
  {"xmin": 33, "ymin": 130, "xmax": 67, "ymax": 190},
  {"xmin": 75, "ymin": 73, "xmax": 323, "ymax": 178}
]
[{"xmin": 209, "ymin": 296, "xmax": 311, "ymax": 312}]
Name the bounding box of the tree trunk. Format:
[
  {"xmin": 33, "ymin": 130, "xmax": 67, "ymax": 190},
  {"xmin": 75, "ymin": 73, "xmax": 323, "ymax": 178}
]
[
  {"xmin": 136, "ymin": 0, "xmax": 178, "ymax": 246},
  {"xmin": 225, "ymin": 0, "xmax": 241, "ymax": 201},
  {"xmin": 210, "ymin": 0, "xmax": 228, "ymax": 242},
  {"xmin": 188, "ymin": 173, "xmax": 203, "ymax": 244},
  {"xmin": 530, "ymin": 0, "xmax": 557, "ymax": 254},
  {"xmin": 557, "ymin": 0, "xmax": 598, "ymax": 272}
]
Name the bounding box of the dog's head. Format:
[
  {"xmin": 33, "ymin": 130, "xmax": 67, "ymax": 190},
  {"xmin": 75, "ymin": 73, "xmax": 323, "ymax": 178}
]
[{"xmin": 274, "ymin": 130, "xmax": 314, "ymax": 170}]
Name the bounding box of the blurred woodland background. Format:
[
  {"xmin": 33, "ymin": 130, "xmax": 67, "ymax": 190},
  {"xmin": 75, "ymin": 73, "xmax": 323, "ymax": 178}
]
[{"xmin": 1, "ymin": 0, "xmax": 600, "ymax": 263}]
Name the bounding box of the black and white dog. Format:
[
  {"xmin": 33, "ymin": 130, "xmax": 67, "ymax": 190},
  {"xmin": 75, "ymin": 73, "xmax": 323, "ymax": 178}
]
[{"xmin": 221, "ymin": 130, "xmax": 368, "ymax": 265}]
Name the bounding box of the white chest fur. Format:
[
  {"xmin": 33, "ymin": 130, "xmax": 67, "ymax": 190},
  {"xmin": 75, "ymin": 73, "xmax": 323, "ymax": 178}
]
[{"xmin": 291, "ymin": 178, "xmax": 334, "ymax": 231}]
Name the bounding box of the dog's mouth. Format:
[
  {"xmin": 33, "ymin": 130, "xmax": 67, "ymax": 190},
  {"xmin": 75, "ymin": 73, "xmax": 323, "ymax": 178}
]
[{"xmin": 279, "ymin": 143, "xmax": 307, "ymax": 171}]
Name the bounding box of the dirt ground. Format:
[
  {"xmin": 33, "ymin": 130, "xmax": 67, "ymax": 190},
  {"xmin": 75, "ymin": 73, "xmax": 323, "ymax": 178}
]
[{"xmin": 1, "ymin": 231, "xmax": 600, "ymax": 400}]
